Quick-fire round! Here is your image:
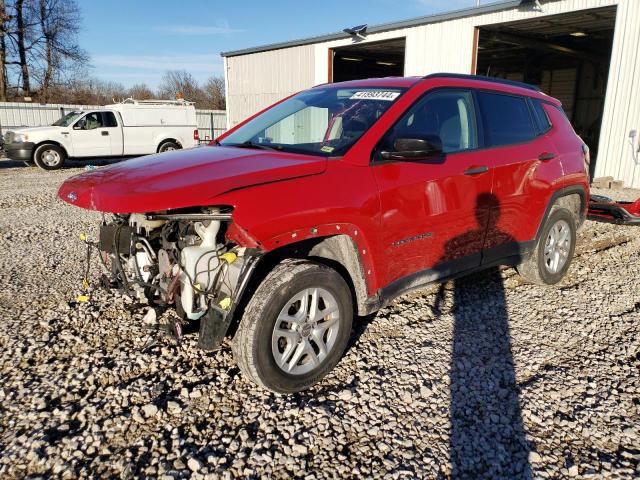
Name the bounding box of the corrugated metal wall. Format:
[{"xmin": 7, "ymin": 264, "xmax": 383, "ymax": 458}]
[
  {"xmin": 0, "ymin": 102, "xmax": 227, "ymax": 141},
  {"xmin": 225, "ymin": 0, "xmax": 640, "ymax": 186},
  {"xmin": 225, "ymin": 44, "xmax": 315, "ymax": 128},
  {"xmin": 594, "ymin": 0, "xmax": 640, "ymax": 187}
]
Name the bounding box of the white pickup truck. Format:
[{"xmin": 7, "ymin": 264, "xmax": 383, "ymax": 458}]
[{"xmin": 3, "ymin": 99, "xmax": 199, "ymax": 170}]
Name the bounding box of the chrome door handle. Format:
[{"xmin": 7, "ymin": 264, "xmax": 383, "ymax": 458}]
[
  {"xmin": 464, "ymin": 166, "xmax": 489, "ymax": 175},
  {"xmin": 538, "ymin": 152, "xmax": 556, "ymax": 161}
]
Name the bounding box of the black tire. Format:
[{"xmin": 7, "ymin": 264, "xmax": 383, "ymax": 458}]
[
  {"xmin": 158, "ymin": 141, "xmax": 180, "ymax": 153},
  {"xmin": 517, "ymin": 207, "xmax": 576, "ymax": 285},
  {"xmin": 233, "ymin": 259, "xmax": 353, "ymax": 393},
  {"xmin": 33, "ymin": 144, "xmax": 66, "ymax": 170}
]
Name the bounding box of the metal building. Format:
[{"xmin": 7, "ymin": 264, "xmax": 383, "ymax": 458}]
[{"xmin": 221, "ymin": 0, "xmax": 640, "ymax": 187}]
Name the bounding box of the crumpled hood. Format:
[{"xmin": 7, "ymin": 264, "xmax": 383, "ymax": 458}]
[{"xmin": 58, "ymin": 146, "xmax": 327, "ymax": 213}]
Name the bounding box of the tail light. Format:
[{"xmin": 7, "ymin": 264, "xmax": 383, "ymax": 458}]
[
  {"xmin": 193, "ymin": 129, "xmax": 200, "ymax": 141},
  {"xmin": 582, "ymin": 143, "xmax": 590, "ymax": 166}
]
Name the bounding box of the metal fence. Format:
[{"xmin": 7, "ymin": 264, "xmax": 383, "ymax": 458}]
[{"xmin": 0, "ymin": 102, "xmax": 227, "ymax": 141}]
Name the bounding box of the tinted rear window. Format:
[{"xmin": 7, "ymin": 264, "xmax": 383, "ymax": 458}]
[
  {"xmin": 530, "ymin": 99, "xmax": 551, "ymax": 133},
  {"xmin": 477, "ymin": 92, "xmax": 536, "ymax": 147},
  {"xmin": 102, "ymin": 112, "xmax": 118, "ymax": 127}
]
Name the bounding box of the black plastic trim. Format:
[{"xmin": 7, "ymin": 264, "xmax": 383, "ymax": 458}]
[
  {"xmin": 423, "ymin": 73, "xmax": 541, "ymax": 92},
  {"xmin": 4, "ymin": 141, "xmax": 35, "ymax": 161}
]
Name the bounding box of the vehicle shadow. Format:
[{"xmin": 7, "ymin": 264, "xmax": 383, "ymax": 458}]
[
  {"xmin": 433, "ymin": 193, "xmax": 531, "ymax": 479},
  {"xmin": 345, "ymin": 193, "xmax": 532, "ymax": 477}
]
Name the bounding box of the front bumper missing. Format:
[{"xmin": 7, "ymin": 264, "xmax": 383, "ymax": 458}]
[{"xmin": 587, "ymin": 195, "xmax": 640, "ymax": 226}]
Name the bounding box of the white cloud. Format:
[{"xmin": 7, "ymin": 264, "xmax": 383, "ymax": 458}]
[
  {"xmin": 158, "ymin": 20, "xmax": 244, "ymax": 36},
  {"xmin": 92, "ymin": 54, "xmax": 223, "ymax": 73}
]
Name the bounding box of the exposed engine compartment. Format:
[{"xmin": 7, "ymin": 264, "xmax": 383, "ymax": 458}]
[{"xmin": 97, "ymin": 207, "xmax": 253, "ymax": 326}]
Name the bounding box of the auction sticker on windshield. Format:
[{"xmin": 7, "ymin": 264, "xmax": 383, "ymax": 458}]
[{"xmin": 350, "ymin": 91, "xmax": 401, "ymax": 101}]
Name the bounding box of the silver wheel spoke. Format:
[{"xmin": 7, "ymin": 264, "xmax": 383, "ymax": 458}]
[
  {"xmin": 543, "ymin": 219, "xmax": 571, "ymax": 274},
  {"xmin": 271, "ymin": 286, "xmax": 341, "ymax": 376},
  {"xmin": 285, "ymin": 342, "xmax": 306, "ymax": 372},
  {"xmin": 304, "ymin": 340, "xmax": 320, "ymax": 367},
  {"xmin": 310, "ymin": 331, "xmax": 328, "ymax": 356}
]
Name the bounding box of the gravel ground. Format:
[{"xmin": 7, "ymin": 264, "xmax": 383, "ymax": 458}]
[{"xmin": 0, "ymin": 158, "xmax": 639, "ymax": 479}]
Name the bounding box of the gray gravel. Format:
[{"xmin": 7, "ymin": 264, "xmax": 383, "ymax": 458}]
[{"xmin": 0, "ymin": 158, "xmax": 639, "ymax": 479}]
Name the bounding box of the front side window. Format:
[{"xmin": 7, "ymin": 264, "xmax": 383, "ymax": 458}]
[
  {"xmin": 220, "ymin": 87, "xmax": 406, "ymax": 157},
  {"xmin": 52, "ymin": 111, "xmax": 83, "ymax": 127},
  {"xmin": 477, "ymin": 92, "xmax": 536, "ymax": 146},
  {"xmin": 378, "ymin": 89, "xmax": 478, "ymax": 155},
  {"xmin": 76, "ymin": 112, "xmax": 104, "ymax": 130}
]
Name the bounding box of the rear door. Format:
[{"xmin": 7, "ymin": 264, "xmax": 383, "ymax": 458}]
[
  {"xmin": 373, "ymin": 88, "xmax": 494, "ymax": 288},
  {"xmin": 102, "ymin": 111, "xmax": 124, "ymax": 156},
  {"xmin": 475, "ymin": 91, "xmax": 562, "ymax": 263},
  {"xmin": 69, "ymin": 111, "xmax": 111, "ymax": 157}
]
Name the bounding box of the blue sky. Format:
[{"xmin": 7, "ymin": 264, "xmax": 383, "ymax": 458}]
[{"xmin": 79, "ymin": 0, "xmax": 481, "ymax": 89}]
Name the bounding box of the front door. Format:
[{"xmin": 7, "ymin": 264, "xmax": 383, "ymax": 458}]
[
  {"xmin": 372, "ymin": 89, "xmax": 493, "ymax": 289},
  {"xmin": 70, "ymin": 111, "xmax": 111, "ymax": 157}
]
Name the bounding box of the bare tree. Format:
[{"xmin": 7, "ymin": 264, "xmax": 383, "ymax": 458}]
[
  {"xmin": 204, "ymin": 76, "xmax": 225, "ymax": 110},
  {"xmin": 158, "ymin": 69, "xmax": 206, "ymax": 105},
  {"xmin": 128, "ymin": 83, "xmax": 153, "ymax": 100},
  {"xmin": 35, "ymin": 0, "xmax": 87, "ymax": 101},
  {"xmin": 0, "ymin": 0, "xmax": 87, "ymax": 101},
  {"xmin": 0, "ymin": 0, "xmax": 8, "ymax": 100},
  {"xmin": 13, "ymin": 0, "xmax": 30, "ymax": 95}
]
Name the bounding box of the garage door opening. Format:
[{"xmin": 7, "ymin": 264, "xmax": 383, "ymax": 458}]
[
  {"xmin": 475, "ymin": 6, "xmax": 616, "ymax": 178},
  {"xmin": 331, "ymin": 38, "xmax": 405, "ymax": 83}
]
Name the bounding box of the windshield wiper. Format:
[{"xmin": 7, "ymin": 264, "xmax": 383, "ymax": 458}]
[{"xmin": 228, "ymin": 140, "xmax": 283, "ymax": 151}]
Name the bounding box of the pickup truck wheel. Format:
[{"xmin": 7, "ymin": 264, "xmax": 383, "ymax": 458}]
[
  {"xmin": 158, "ymin": 141, "xmax": 180, "ymax": 153},
  {"xmin": 33, "ymin": 144, "xmax": 66, "ymax": 170},
  {"xmin": 517, "ymin": 207, "xmax": 576, "ymax": 285},
  {"xmin": 233, "ymin": 259, "xmax": 353, "ymax": 393}
]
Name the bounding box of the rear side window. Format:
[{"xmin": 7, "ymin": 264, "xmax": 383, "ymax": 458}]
[
  {"xmin": 530, "ymin": 99, "xmax": 551, "ymax": 133},
  {"xmin": 477, "ymin": 92, "xmax": 536, "ymax": 147},
  {"xmin": 102, "ymin": 112, "xmax": 118, "ymax": 127}
]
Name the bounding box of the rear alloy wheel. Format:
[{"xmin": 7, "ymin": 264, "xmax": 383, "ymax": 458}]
[
  {"xmin": 233, "ymin": 259, "xmax": 353, "ymax": 393},
  {"xmin": 158, "ymin": 141, "xmax": 180, "ymax": 153},
  {"xmin": 33, "ymin": 144, "xmax": 66, "ymax": 170},
  {"xmin": 517, "ymin": 207, "xmax": 576, "ymax": 285}
]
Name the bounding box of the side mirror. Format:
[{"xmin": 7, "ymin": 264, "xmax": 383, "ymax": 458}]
[{"xmin": 381, "ymin": 135, "xmax": 443, "ymax": 160}]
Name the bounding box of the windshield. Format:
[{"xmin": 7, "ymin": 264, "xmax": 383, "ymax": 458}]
[
  {"xmin": 220, "ymin": 86, "xmax": 406, "ymax": 157},
  {"xmin": 52, "ymin": 111, "xmax": 83, "ymax": 127}
]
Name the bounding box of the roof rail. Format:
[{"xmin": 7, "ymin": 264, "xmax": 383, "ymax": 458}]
[
  {"xmin": 422, "ymin": 73, "xmax": 541, "ymax": 92},
  {"xmin": 118, "ymin": 98, "xmax": 195, "ymax": 106}
]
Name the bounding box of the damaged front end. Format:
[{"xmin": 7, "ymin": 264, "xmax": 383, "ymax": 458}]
[{"xmin": 94, "ymin": 207, "xmax": 260, "ymax": 350}]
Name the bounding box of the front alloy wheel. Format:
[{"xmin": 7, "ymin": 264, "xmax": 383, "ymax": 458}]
[
  {"xmin": 271, "ymin": 287, "xmax": 341, "ymax": 375},
  {"xmin": 233, "ymin": 259, "xmax": 353, "ymax": 393}
]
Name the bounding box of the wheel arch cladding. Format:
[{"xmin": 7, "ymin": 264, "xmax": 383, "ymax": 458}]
[
  {"xmin": 245, "ymin": 234, "xmax": 370, "ymax": 317},
  {"xmin": 35, "ymin": 140, "xmax": 67, "ymax": 157},
  {"xmin": 536, "ymin": 185, "xmax": 587, "ymax": 241}
]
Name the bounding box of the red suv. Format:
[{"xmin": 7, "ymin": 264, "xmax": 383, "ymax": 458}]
[{"xmin": 59, "ymin": 74, "xmax": 590, "ymax": 393}]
